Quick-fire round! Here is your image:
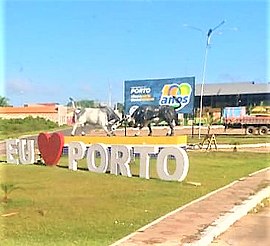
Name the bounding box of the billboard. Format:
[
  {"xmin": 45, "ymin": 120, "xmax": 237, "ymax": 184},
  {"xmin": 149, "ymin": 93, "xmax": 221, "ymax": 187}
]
[{"xmin": 124, "ymin": 77, "xmax": 195, "ymax": 115}]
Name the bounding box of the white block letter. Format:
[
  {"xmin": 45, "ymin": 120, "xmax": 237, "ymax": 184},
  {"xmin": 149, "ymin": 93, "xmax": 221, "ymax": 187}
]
[
  {"xmin": 86, "ymin": 144, "xmax": 108, "ymax": 173},
  {"xmin": 157, "ymin": 147, "xmax": 189, "ymax": 182},
  {"xmin": 133, "ymin": 146, "xmax": 158, "ymax": 179},
  {"xmin": 110, "ymin": 145, "xmax": 132, "ymax": 177},
  {"xmin": 68, "ymin": 142, "xmax": 86, "ymax": 171},
  {"xmin": 19, "ymin": 139, "xmax": 35, "ymax": 164},
  {"xmin": 6, "ymin": 139, "xmax": 19, "ymax": 164}
]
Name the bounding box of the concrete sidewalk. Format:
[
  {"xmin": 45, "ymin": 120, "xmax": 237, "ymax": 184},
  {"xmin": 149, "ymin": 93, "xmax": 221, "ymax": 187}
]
[{"xmin": 111, "ymin": 167, "xmax": 270, "ymax": 246}]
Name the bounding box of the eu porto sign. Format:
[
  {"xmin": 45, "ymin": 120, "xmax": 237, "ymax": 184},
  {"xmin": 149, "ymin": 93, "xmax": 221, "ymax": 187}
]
[{"xmin": 5, "ymin": 133, "xmax": 190, "ymax": 182}]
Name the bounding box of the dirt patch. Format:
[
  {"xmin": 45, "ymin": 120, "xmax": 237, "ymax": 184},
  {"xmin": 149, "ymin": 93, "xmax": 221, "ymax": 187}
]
[
  {"xmin": 76, "ymin": 126, "xmax": 269, "ymax": 153},
  {"xmin": 82, "ymin": 126, "xmax": 246, "ymax": 137}
]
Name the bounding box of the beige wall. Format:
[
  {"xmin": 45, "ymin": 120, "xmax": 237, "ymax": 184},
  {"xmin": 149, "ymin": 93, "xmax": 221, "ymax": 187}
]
[
  {"xmin": 0, "ymin": 113, "xmax": 58, "ymax": 122},
  {"xmin": 0, "ymin": 106, "xmax": 72, "ymax": 126}
]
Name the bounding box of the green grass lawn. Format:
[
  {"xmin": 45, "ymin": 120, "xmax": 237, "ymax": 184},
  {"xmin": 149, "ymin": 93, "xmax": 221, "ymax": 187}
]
[
  {"xmin": 1, "ymin": 151, "xmax": 269, "ymax": 245},
  {"xmin": 187, "ymin": 134, "xmax": 269, "ymax": 145}
]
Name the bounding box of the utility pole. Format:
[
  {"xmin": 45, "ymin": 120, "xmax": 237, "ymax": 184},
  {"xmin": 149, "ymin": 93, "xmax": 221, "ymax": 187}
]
[{"xmin": 198, "ymin": 20, "xmax": 225, "ymax": 139}]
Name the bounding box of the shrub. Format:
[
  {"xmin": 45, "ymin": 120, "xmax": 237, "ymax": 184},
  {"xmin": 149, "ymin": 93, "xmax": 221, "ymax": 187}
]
[{"xmin": 0, "ymin": 116, "xmax": 59, "ymax": 139}]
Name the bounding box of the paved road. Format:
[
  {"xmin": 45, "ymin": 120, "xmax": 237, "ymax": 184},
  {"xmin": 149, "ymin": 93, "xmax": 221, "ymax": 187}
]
[
  {"xmin": 210, "ymin": 205, "xmax": 270, "ymax": 246},
  {"xmin": 1, "ymin": 126, "xmax": 246, "ymax": 155}
]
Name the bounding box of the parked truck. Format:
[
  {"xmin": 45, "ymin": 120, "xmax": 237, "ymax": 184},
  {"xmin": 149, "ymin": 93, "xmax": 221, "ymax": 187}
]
[{"xmin": 223, "ymin": 106, "xmax": 270, "ymax": 135}]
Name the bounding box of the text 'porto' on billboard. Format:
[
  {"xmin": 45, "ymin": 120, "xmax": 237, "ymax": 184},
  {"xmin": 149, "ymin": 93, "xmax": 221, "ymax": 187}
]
[{"xmin": 124, "ymin": 77, "xmax": 195, "ymax": 115}]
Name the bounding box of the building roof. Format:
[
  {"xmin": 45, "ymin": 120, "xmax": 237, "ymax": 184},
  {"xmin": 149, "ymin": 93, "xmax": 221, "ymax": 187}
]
[
  {"xmin": 0, "ymin": 106, "xmax": 58, "ymax": 114},
  {"xmin": 195, "ymin": 82, "xmax": 270, "ymax": 96}
]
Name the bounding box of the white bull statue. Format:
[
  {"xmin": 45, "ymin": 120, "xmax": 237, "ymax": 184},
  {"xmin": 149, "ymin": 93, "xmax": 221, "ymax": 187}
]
[{"xmin": 70, "ymin": 98, "xmax": 122, "ymax": 136}]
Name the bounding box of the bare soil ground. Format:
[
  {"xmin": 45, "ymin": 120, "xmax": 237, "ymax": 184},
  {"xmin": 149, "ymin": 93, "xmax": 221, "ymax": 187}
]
[
  {"xmin": 1, "ymin": 126, "xmax": 269, "ymax": 156},
  {"xmin": 82, "ymin": 125, "xmax": 246, "ymax": 137},
  {"xmin": 72, "ymin": 126, "xmax": 269, "ymax": 153}
]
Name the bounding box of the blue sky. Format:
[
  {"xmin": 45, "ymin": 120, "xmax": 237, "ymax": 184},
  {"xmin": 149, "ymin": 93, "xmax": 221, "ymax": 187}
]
[{"xmin": 1, "ymin": 0, "xmax": 269, "ymax": 106}]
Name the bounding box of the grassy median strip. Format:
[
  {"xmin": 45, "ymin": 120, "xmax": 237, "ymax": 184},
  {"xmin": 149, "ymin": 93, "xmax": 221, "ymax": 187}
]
[
  {"xmin": 187, "ymin": 135, "xmax": 270, "ymax": 145},
  {"xmin": 0, "ymin": 151, "xmax": 269, "ymax": 245}
]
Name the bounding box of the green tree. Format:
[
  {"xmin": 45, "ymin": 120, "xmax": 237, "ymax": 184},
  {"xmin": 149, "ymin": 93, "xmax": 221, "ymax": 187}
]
[
  {"xmin": 67, "ymin": 99, "xmax": 96, "ymax": 108},
  {"xmin": 0, "ymin": 96, "xmax": 10, "ymax": 107},
  {"xmin": 115, "ymin": 102, "xmax": 124, "ymax": 114}
]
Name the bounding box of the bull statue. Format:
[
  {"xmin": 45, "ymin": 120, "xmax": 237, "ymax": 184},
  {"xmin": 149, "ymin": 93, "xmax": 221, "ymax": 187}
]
[
  {"xmin": 127, "ymin": 105, "xmax": 179, "ymax": 136},
  {"xmin": 69, "ymin": 98, "xmax": 122, "ymax": 136}
]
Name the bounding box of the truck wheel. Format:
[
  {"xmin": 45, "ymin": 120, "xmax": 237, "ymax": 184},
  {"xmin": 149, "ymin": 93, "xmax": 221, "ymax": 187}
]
[
  {"xmin": 259, "ymin": 126, "xmax": 268, "ymax": 135},
  {"xmin": 246, "ymin": 126, "xmax": 256, "ymax": 135}
]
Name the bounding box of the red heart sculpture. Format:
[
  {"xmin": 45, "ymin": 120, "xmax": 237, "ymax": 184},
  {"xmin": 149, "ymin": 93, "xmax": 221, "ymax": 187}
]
[{"xmin": 37, "ymin": 132, "xmax": 64, "ymax": 166}]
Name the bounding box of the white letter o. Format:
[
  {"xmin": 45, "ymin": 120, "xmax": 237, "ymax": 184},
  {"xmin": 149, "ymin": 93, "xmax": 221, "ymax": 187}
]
[
  {"xmin": 157, "ymin": 147, "xmax": 189, "ymax": 182},
  {"xmin": 87, "ymin": 144, "xmax": 108, "ymax": 173}
]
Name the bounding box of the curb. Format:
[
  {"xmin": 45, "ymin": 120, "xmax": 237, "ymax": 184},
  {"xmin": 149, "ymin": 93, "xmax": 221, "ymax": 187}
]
[
  {"xmin": 110, "ymin": 180, "xmax": 240, "ymax": 246},
  {"xmin": 184, "ymin": 186, "xmax": 270, "ymax": 246},
  {"xmin": 217, "ymin": 143, "xmax": 270, "ymax": 149}
]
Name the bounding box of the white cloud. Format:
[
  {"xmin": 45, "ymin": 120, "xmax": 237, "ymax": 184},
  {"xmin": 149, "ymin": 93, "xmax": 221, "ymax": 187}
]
[{"xmin": 6, "ymin": 78, "xmax": 34, "ymax": 96}]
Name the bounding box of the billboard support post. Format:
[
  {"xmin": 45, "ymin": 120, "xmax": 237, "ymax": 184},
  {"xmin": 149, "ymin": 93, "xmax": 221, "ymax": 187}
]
[
  {"xmin": 124, "ymin": 120, "xmax": 127, "ymax": 136},
  {"xmin": 191, "ymin": 108, "xmax": 195, "ymax": 138}
]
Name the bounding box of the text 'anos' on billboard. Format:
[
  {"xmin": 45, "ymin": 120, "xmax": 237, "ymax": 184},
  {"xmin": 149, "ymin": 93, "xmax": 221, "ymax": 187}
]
[{"xmin": 124, "ymin": 77, "xmax": 195, "ymax": 115}]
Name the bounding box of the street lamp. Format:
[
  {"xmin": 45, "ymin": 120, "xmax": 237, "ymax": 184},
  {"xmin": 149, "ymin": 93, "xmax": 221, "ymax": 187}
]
[{"xmin": 198, "ymin": 20, "xmax": 225, "ymax": 139}]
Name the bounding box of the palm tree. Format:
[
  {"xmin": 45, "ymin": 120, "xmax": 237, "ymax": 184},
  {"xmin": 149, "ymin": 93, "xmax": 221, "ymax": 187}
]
[
  {"xmin": 0, "ymin": 96, "xmax": 10, "ymax": 107},
  {"xmin": 1, "ymin": 183, "xmax": 22, "ymax": 202},
  {"xmin": 205, "ymin": 112, "xmax": 215, "ymax": 135},
  {"xmin": 199, "ymin": 112, "xmax": 218, "ymax": 150}
]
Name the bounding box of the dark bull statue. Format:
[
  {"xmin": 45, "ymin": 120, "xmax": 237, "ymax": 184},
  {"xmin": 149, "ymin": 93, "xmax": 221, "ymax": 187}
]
[{"xmin": 128, "ymin": 105, "xmax": 179, "ymax": 136}]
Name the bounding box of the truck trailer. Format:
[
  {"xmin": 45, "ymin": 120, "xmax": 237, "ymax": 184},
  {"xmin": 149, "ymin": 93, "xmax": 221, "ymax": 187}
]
[{"xmin": 223, "ymin": 106, "xmax": 270, "ymax": 135}]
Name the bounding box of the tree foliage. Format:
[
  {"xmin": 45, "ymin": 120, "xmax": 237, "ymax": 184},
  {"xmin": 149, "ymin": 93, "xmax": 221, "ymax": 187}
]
[
  {"xmin": 67, "ymin": 99, "xmax": 96, "ymax": 108},
  {"xmin": 0, "ymin": 96, "xmax": 10, "ymax": 107},
  {"xmin": 115, "ymin": 102, "xmax": 124, "ymax": 114}
]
